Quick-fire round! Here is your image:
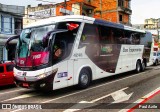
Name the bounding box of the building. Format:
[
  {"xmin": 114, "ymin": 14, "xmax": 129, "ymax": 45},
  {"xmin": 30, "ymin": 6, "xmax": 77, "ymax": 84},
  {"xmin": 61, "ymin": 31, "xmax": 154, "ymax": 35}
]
[
  {"xmin": 24, "ymin": 0, "xmax": 96, "ymax": 27},
  {"xmin": 144, "ymin": 18, "xmax": 160, "ymax": 30},
  {"xmin": 0, "ymin": 3, "xmax": 25, "ymax": 61},
  {"xmin": 92, "ymin": 0, "xmax": 132, "ymax": 26},
  {"xmin": 24, "ymin": 0, "xmax": 132, "ymax": 27},
  {"xmin": 132, "ymin": 24, "xmax": 145, "ymax": 30}
]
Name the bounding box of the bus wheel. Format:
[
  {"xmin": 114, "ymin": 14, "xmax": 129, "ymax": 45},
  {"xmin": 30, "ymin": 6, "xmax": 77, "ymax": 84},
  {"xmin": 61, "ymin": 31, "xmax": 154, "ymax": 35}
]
[
  {"xmin": 136, "ymin": 61, "xmax": 141, "ymax": 73},
  {"xmin": 78, "ymin": 69, "xmax": 91, "ymax": 89},
  {"xmin": 141, "ymin": 61, "xmax": 146, "ymax": 72},
  {"xmin": 154, "ymin": 60, "xmax": 158, "ymax": 66}
]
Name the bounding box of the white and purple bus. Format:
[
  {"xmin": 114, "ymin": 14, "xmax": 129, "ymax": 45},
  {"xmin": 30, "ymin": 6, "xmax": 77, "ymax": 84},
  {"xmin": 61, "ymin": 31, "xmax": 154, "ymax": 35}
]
[{"xmin": 6, "ymin": 15, "xmax": 153, "ymax": 91}]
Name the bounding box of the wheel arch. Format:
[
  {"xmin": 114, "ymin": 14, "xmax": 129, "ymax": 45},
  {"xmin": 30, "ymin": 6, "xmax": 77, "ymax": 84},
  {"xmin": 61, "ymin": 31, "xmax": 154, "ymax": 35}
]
[{"xmin": 75, "ymin": 65, "xmax": 93, "ymax": 85}]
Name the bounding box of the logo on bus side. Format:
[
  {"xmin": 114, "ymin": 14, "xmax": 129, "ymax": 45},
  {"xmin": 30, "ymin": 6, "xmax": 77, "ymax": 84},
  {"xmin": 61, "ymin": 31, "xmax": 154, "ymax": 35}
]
[
  {"xmin": 123, "ymin": 47, "xmax": 142, "ymax": 52},
  {"xmin": 57, "ymin": 72, "xmax": 68, "ymax": 78}
]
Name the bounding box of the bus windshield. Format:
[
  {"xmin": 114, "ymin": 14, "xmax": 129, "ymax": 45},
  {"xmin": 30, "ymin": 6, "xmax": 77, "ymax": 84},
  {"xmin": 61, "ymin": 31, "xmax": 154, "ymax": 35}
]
[
  {"xmin": 15, "ymin": 22, "xmax": 80, "ymax": 68},
  {"xmin": 16, "ymin": 25, "xmax": 55, "ymax": 67}
]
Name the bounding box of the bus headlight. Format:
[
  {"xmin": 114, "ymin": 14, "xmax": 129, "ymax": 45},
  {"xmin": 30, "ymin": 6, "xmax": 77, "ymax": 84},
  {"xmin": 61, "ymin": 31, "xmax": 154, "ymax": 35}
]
[{"xmin": 36, "ymin": 71, "xmax": 52, "ymax": 79}]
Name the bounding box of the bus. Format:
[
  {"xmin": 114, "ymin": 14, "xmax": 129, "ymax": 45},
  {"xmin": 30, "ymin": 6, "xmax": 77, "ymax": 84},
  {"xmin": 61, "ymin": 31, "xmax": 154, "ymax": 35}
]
[{"xmin": 6, "ymin": 15, "xmax": 153, "ymax": 91}]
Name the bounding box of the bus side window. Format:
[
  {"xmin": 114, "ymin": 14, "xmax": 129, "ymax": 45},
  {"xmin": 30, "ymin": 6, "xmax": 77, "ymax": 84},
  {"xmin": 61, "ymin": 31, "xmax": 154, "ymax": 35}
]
[
  {"xmin": 99, "ymin": 26, "xmax": 114, "ymax": 44},
  {"xmin": 131, "ymin": 33, "xmax": 141, "ymax": 45},
  {"xmin": 79, "ymin": 24, "xmax": 99, "ymax": 48},
  {"xmin": 108, "ymin": 30, "xmax": 114, "ymax": 44}
]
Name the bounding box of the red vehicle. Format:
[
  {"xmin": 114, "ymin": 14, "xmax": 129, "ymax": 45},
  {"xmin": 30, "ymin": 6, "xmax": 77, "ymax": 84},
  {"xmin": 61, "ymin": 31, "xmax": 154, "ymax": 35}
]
[{"xmin": 0, "ymin": 62, "xmax": 15, "ymax": 86}]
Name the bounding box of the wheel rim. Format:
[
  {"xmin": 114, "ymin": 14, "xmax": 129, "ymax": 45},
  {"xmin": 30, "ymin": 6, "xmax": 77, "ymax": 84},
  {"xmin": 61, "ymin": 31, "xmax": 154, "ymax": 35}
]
[
  {"xmin": 80, "ymin": 73, "xmax": 88, "ymax": 85},
  {"xmin": 137, "ymin": 62, "xmax": 140, "ymax": 71},
  {"xmin": 142, "ymin": 62, "xmax": 145, "ymax": 70}
]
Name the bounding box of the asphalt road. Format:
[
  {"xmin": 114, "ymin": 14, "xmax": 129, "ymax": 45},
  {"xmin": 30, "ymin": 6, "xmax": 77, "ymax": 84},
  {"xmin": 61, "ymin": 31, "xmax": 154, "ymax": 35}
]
[{"xmin": 1, "ymin": 65, "xmax": 160, "ymax": 112}]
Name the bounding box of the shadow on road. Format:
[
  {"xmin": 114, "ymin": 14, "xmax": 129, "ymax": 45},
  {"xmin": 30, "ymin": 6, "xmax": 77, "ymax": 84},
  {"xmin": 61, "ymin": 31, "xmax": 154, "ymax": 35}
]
[{"xmin": 0, "ymin": 84, "xmax": 17, "ymax": 90}]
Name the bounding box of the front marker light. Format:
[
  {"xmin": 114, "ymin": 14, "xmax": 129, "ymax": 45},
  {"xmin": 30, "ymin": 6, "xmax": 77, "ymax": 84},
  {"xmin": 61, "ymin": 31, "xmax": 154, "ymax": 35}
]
[
  {"xmin": 36, "ymin": 68, "xmax": 58, "ymax": 80},
  {"xmin": 36, "ymin": 71, "xmax": 52, "ymax": 79},
  {"xmin": 37, "ymin": 73, "xmax": 46, "ymax": 79}
]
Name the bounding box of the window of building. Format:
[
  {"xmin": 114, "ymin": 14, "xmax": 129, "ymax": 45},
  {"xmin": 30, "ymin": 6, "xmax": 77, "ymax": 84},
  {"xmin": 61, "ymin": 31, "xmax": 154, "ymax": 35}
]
[
  {"xmin": 119, "ymin": 14, "xmax": 123, "ymax": 22},
  {"xmin": 118, "ymin": 0, "xmax": 124, "ymax": 7},
  {"xmin": 0, "ymin": 46, "xmax": 3, "ymax": 61},
  {"xmin": 1, "ymin": 15, "xmax": 12, "ymax": 34}
]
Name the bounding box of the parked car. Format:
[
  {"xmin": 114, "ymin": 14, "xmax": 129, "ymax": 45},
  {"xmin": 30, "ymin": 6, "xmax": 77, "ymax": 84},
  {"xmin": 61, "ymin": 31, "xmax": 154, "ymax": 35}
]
[
  {"xmin": 0, "ymin": 62, "xmax": 15, "ymax": 86},
  {"xmin": 153, "ymin": 51, "xmax": 160, "ymax": 66}
]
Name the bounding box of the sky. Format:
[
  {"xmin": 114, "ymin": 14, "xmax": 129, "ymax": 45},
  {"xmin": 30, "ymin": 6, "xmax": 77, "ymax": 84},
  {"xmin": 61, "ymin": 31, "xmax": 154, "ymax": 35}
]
[{"xmin": 0, "ymin": 0, "xmax": 159, "ymax": 24}]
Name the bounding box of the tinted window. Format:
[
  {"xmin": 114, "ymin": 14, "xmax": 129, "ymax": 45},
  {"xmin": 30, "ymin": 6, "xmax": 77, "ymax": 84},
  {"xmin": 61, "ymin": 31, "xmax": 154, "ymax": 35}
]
[
  {"xmin": 6, "ymin": 64, "xmax": 14, "ymax": 72},
  {"xmin": 0, "ymin": 66, "xmax": 4, "ymax": 73},
  {"xmin": 99, "ymin": 25, "xmax": 132, "ymax": 44},
  {"xmin": 79, "ymin": 23, "xmax": 99, "ymax": 48},
  {"xmin": 99, "ymin": 26, "xmax": 115, "ymax": 44}
]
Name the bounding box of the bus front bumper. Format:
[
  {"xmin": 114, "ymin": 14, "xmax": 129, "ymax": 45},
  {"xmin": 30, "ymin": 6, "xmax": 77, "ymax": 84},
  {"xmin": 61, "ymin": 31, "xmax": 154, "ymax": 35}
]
[{"xmin": 14, "ymin": 72, "xmax": 57, "ymax": 90}]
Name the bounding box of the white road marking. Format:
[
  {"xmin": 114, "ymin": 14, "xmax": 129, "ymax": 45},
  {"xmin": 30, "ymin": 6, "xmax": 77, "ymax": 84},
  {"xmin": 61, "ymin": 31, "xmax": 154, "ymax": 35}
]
[
  {"xmin": 153, "ymin": 66, "xmax": 160, "ymax": 70},
  {"xmin": 119, "ymin": 86, "xmax": 160, "ymax": 112},
  {"xmin": 112, "ymin": 90, "xmax": 128, "ymax": 101},
  {"xmin": 63, "ymin": 101, "xmax": 95, "ymax": 112},
  {"xmin": 63, "ymin": 87, "xmax": 131, "ymax": 112},
  {"xmin": 11, "ymin": 109, "xmax": 22, "ymax": 112},
  {"xmin": 43, "ymin": 72, "xmax": 146, "ymax": 103},
  {"xmin": 0, "ymin": 89, "xmax": 24, "ymax": 95},
  {"xmin": 112, "ymin": 92, "xmax": 133, "ymax": 103},
  {"xmin": 1, "ymin": 93, "xmax": 40, "ymax": 102},
  {"xmin": 91, "ymin": 87, "xmax": 128, "ymax": 103},
  {"xmin": 10, "ymin": 71, "xmax": 148, "ymax": 112}
]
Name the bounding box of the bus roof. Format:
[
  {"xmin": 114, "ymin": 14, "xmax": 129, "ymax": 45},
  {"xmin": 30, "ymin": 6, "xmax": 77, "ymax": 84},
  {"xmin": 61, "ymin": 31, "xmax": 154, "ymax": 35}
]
[
  {"xmin": 25, "ymin": 15, "xmax": 145, "ymax": 34},
  {"xmin": 124, "ymin": 25, "xmax": 145, "ymax": 33},
  {"xmin": 25, "ymin": 15, "xmax": 95, "ymax": 28}
]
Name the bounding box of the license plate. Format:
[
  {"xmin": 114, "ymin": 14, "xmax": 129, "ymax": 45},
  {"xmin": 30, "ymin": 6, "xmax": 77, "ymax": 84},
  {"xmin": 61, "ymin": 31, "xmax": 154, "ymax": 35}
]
[{"xmin": 23, "ymin": 83, "xmax": 29, "ymax": 87}]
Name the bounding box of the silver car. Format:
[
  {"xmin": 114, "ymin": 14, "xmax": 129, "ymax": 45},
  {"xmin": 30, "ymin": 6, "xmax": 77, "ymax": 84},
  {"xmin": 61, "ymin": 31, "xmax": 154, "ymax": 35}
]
[{"xmin": 153, "ymin": 51, "xmax": 160, "ymax": 66}]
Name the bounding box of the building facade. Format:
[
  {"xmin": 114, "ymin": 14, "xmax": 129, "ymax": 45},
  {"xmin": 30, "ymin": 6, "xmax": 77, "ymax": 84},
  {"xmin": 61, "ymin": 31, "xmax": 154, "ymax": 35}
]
[
  {"xmin": 144, "ymin": 18, "xmax": 160, "ymax": 30},
  {"xmin": 24, "ymin": 0, "xmax": 132, "ymax": 27},
  {"xmin": 0, "ymin": 3, "xmax": 25, "ymax": 61},
  {"xmin": 24, "ymin": 0, "xmax": 96, "ymax": 27},
  {"xmin": 92, "ymin": 0, "xmax": 132, "ymax": 25}
]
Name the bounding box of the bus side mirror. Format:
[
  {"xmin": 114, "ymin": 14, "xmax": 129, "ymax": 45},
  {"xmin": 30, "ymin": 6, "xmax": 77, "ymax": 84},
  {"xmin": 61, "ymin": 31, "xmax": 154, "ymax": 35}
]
[
  {"xmin": 5, "ymin": 35, "xmax": 20, "ymax": 50},
  {"xmin": 66, "ymin": 23, "xmax": 79, "ymax": 31}
]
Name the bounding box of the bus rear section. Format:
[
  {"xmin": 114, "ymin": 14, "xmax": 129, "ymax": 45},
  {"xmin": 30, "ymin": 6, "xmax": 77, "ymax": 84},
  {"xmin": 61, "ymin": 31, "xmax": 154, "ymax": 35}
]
[{"xmin": 141, "ymin": 31, "xmax": 154, "ymax": 66}]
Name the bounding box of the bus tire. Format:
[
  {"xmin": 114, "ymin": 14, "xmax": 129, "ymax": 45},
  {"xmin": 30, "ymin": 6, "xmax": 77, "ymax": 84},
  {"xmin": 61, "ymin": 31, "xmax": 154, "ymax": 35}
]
[
  {"xmin": 154, "ymin": 60, "xmax": 158, "ymax": 66},
  {"xmin": 141, "ymin": 61, "xmax": 146, "ymax": 72},
  {"xmin": 136, "ymin": 61, "xmax": 141, "ymax": 73},
  {"xmin": 78, "ymin": 69, "xmax": 91, "ymax": 89}
]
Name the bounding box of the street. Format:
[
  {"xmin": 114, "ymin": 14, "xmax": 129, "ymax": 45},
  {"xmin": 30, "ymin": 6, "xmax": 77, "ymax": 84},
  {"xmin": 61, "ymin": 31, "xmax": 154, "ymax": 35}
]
[{"xmin": 0, "ymin": 65, "xmax": 160, "ymax": 112}]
